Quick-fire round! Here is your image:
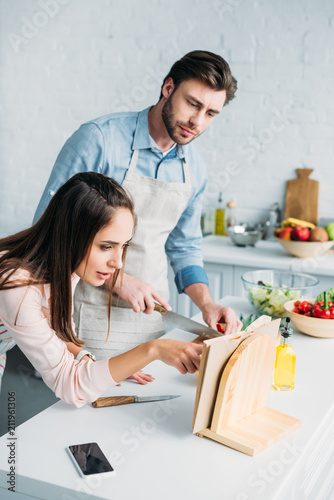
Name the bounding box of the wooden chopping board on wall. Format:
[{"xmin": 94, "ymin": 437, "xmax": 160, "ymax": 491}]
[{"xmin": 284, "ymin": 168, "xmax": 319, "ymax": 225}]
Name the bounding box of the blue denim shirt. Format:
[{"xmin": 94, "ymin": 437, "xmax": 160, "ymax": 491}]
[{"xmin": 33, "ymin": 107, "xmax": 209, "ymax": 293}]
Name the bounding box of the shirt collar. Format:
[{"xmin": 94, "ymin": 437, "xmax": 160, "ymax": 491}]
[{"xmin": 132, "ymin": 107, "xmax": 186, "ymax": 160}]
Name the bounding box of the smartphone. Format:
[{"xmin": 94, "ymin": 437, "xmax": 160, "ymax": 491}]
[{"xmin": 67, "ymin": 442, "xmax": 114, "ymax": 476}]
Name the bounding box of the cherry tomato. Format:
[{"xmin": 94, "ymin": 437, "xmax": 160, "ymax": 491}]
[
  {"xmin": 299, "ymin": 301, "xmax": 311, "ymax": 314},
  {"xmin": 216, "ymin": 323, "xmax": 225, "ymax": 333},
  {"xmin": 312, "ymin": 305, "xmax": 322, "ymax": 318},
  {"xmin": 319, "ymin": 309, "xmax": 331, "ymax": 319}
]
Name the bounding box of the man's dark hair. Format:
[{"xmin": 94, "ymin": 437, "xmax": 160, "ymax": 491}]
[{"xmin": 159, "ymin": 50, "xmax": 237, "ymax": 105}]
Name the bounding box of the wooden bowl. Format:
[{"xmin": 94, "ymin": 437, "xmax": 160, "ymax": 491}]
[
  {"xmin": 275, "ymin": 238, "xmax": 334, "ymax": 258},
  {"xmin": 284, "ymin": 299, "xmax": 334, "ymax": 338}
]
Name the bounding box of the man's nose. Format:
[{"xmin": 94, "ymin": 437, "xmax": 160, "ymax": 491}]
[{"xmin": 189, "ymin": 110, "xmax": 204, "ymax": 129}]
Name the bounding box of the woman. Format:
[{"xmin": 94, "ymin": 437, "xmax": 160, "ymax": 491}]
[{"xmin": 0, "ymin": 172, "xmax": 202, "ymax": 405}]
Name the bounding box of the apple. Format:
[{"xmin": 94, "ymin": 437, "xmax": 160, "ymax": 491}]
[
  {"xmin": 326, "ymin": 222, "xmax": 334, "ymax": 241},
  {"xmin": 291, "ymin": 225, "xmax": 310, "ymax": 241},
  {"xmin": 279, "ymin": 227, "xmax": 293, "ymax": 240}
]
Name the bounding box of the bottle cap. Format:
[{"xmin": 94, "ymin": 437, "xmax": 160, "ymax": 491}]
[
  {"xmin": 227, "ymin": 201, "xmax": 237, "ymax": 208},
  {"xmin": 280, "ymin": 317, "xmax": 293, "ymax": 338}
]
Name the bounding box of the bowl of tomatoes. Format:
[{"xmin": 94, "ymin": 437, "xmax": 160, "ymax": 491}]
[{"xmin": 284, "ymin": 292, "xmax": 334, "ymax": 338}]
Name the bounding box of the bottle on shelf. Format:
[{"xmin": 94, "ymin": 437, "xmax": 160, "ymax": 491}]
[
  {"xmin": 215, "ymin": 192, "xmax": 225, "ymax": 236},
  {"xmin": 226, "ymin": 201, "xmax": 237, "ymax": 227},
  {"xmin": 273, "ymin": 317, "xmax": 296, "ymax": 391}
]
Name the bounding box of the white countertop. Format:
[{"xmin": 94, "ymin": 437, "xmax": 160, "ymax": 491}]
[
  {"xmin": 1, "ymin": 297, "xmax": 334, "ymax": 500},
  {"xmin": 202, "ymin": 235, "xmax": 334, "ymax": 276}
]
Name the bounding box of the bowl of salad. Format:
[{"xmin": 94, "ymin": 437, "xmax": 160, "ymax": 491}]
[
  {"xmin": 241, "ymin": 270, "xmax": 319, "ymax": 318},
  {"xmin": 284, "ymin": 289, "xmax": 334, "ymax": 338}
]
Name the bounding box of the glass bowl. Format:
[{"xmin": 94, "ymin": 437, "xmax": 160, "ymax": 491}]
[{"xmin": 241, "ymin": 270, "xmax": 319, "ymax": 318}]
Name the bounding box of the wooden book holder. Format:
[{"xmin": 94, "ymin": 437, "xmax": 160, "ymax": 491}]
[{"xmin": 193, "ymin": 323, "xmax": 300, "ymax": 456}]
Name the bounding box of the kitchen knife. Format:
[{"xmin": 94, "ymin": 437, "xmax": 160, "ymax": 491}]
[
  {"xmin": 92, "ymin": 395, "xmax": 180, "ymax": 408},
  {"xmin": 154, "ymin": 303, "xmax": 224, "ymax": 339}
]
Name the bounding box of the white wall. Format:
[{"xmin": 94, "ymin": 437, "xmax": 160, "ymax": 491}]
[{"xmin": 1, "ymin": 0, "xmax": 334, "ymax": 237}]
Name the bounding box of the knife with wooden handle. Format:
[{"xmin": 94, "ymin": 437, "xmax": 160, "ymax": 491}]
[
  {"xmin": 154, "ymin": 303, "xmax": 225, "ymax": 339},
  {"xmin": 92, "ymin": 395, "xmax": 181, "ymax": 408}
]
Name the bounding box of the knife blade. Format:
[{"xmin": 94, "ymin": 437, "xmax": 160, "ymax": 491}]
[
  {"xmin": 154, "ymin": 303, "xmax": 224, "ymax": 339},
  {"xmin": 92, "ymin": 395, "xmax": 180, "ymax": 408}
]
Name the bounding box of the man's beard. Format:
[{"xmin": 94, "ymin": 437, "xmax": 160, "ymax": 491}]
[{"xmin": 161, "ymin": 92, "xmax": 199, "ymax": 145}]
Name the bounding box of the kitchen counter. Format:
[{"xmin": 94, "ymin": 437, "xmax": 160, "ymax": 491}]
[
  {"xmin": 202, "ymin": 235, "xmax": 334, "ymax": 277},
  {"xmin": 1, "ymin": 297, "xmax": 334, "ymax": 500},
  {"xmin": 169, "ymin": 236, "xmax": 334, "ymax": 319}
]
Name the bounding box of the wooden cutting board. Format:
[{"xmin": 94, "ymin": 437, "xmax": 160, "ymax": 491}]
[
  {"xmin": 196, "ymin": 331, "xmax": 300, "ymax": 456},
  {"xmin": 284, "ymin": 168, "xmax": 319, "ymax": 225}
]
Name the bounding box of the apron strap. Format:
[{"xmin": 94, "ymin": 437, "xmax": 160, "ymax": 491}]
[
  {"xmin": 128, "ymin": 149, "xmax": 139, "ymax": 173},
  {"xmin": 129, "ymin": 149, "xmax": 191, "ymax": 184},
  {"xmin": 182, "ymin": 157, "xmax": 190, "ymax": 184}
]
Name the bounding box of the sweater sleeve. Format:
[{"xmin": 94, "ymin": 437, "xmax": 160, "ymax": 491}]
[{"xmin": 0, "ymin": 284, "xmax": 116, "ymax": 407}]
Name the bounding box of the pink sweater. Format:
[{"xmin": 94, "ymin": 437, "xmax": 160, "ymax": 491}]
[{"xmin": 0, "ymin": 271, "xmax": 116, "ymax": 407}]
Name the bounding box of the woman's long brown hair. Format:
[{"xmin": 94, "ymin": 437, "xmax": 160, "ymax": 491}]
[{"xmin": 0, "ymin": 172, "xmax": 135, "ymax": 346}]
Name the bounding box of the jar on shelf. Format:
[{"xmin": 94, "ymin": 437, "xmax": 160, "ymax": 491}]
[{"xmin": 226, "ymin": 201, "xmax": 237, "ymax": 227}]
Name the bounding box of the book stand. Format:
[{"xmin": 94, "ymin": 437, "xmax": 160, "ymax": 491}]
[{"xmin": 193, "ymin": 328, "xmax": 300, "ymax": 457}]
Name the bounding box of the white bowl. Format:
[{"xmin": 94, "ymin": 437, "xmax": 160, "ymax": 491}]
[
  {"xmin": 276, "ymin": 238, "xmax": 334, "ymax": 258},
  {"xmin": 284, "ymin": 299, "xmax": 334, "ymax": 338}
]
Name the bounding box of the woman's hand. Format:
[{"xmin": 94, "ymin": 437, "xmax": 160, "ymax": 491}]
[
  {"xmin": 153, "ymin": 339, "xmax": 203, "ymax": 374},
  {"xmin": 127, "ymin": 370, "xmax": 155, "ymax": 385},
  {"xmin": 108, "ymin": 339, "xmax": 203, "ymax": 383}
]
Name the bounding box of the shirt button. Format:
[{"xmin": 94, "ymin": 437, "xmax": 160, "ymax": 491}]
[{"xmin": 48, "ymin": 190, "xmax": 55, "ymax": 196}]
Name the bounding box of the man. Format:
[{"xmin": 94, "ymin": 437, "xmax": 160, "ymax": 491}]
[{"xmin": 34, "ymin": 50, "xmax": 242, "ymax": 363}]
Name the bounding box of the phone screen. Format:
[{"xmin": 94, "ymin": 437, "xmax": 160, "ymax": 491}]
[{"xmin": 67, "ymin": 442, "xmax": 114, "ymax": 476}]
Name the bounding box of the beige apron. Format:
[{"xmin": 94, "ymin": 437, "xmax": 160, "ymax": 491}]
[{"xmin": 74, "ymin": 149, "xmax": 192, "ymax": 359}]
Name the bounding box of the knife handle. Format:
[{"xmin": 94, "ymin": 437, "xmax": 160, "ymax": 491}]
[
  {"xmin": 154, "ymin": 302, "xmax": 167, "ymax": 315},
  {"xmin": 92, "ymin": 396, "xmax": 135, "ymax": 408}
]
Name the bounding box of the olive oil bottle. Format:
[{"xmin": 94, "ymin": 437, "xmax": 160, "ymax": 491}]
[
  {"xmin": 273, "ymin": 317, "xmax": 296, "ymax": 391},
  {"xmin": 215, "ymin": 192, "xmax": 225, "ymax": 236}
]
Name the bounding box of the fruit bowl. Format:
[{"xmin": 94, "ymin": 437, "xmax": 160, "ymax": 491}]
[
  {"xmin": 275, "ymin": 238, "xmax": 334, "ymax": 258},
  {"xmin": 284, "ymin": 300, "xmax": 334, "ymax": 338},
  {"xmin": 241, "ymin": 270, "xmax": 319, "ymax": 317}
]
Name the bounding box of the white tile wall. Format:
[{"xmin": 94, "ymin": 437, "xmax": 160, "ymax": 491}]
[{"xmin": 1, "ymin": 0, "xmax": 334, "ymax": 237}]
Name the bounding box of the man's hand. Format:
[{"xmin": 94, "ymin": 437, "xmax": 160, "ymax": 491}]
[
  {"xmin": 112, "ymin": 273, "xmax": 171, "ymax": 314},
  {"xmin": 184, "ymin": 282, "xmax": 243, "ymax": 336},
  {"xmin": 202, "ymin": 303, "xmax": 243, "ymax": 336}
]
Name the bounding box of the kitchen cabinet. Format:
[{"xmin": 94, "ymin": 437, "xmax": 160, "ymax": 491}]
[{"xmin": 168, "ymin": 236, "xmax": 334, "ymax": 317}]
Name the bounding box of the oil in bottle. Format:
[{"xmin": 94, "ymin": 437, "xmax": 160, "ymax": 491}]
[
  {"xmin": 273, "ymin": 317, "xmax": 296, "ymax": 391},
  {"xmin": 215, "ymin": 192, "xmax": 225, "ymax": 236}
]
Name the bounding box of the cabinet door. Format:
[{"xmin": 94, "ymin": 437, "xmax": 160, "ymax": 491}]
[
  {"xmin": 233, "ymin": 266, "xmax": 252, "ymax": 298},
  {"xmin": 167, "ymin": 262, "xmax": 197, "ymax": 317},
  {"xmin": 167, "ymin": 261, "xmax": 234, "ymax": 317},
  {"xmin": 204, "ymin": 262, "xmax": 234, "ymax": 299}
]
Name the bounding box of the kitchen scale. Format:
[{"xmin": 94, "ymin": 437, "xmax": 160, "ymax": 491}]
[{"xmin": 192, "ymin": 317, "xmax": 300, "ymax": 456}]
